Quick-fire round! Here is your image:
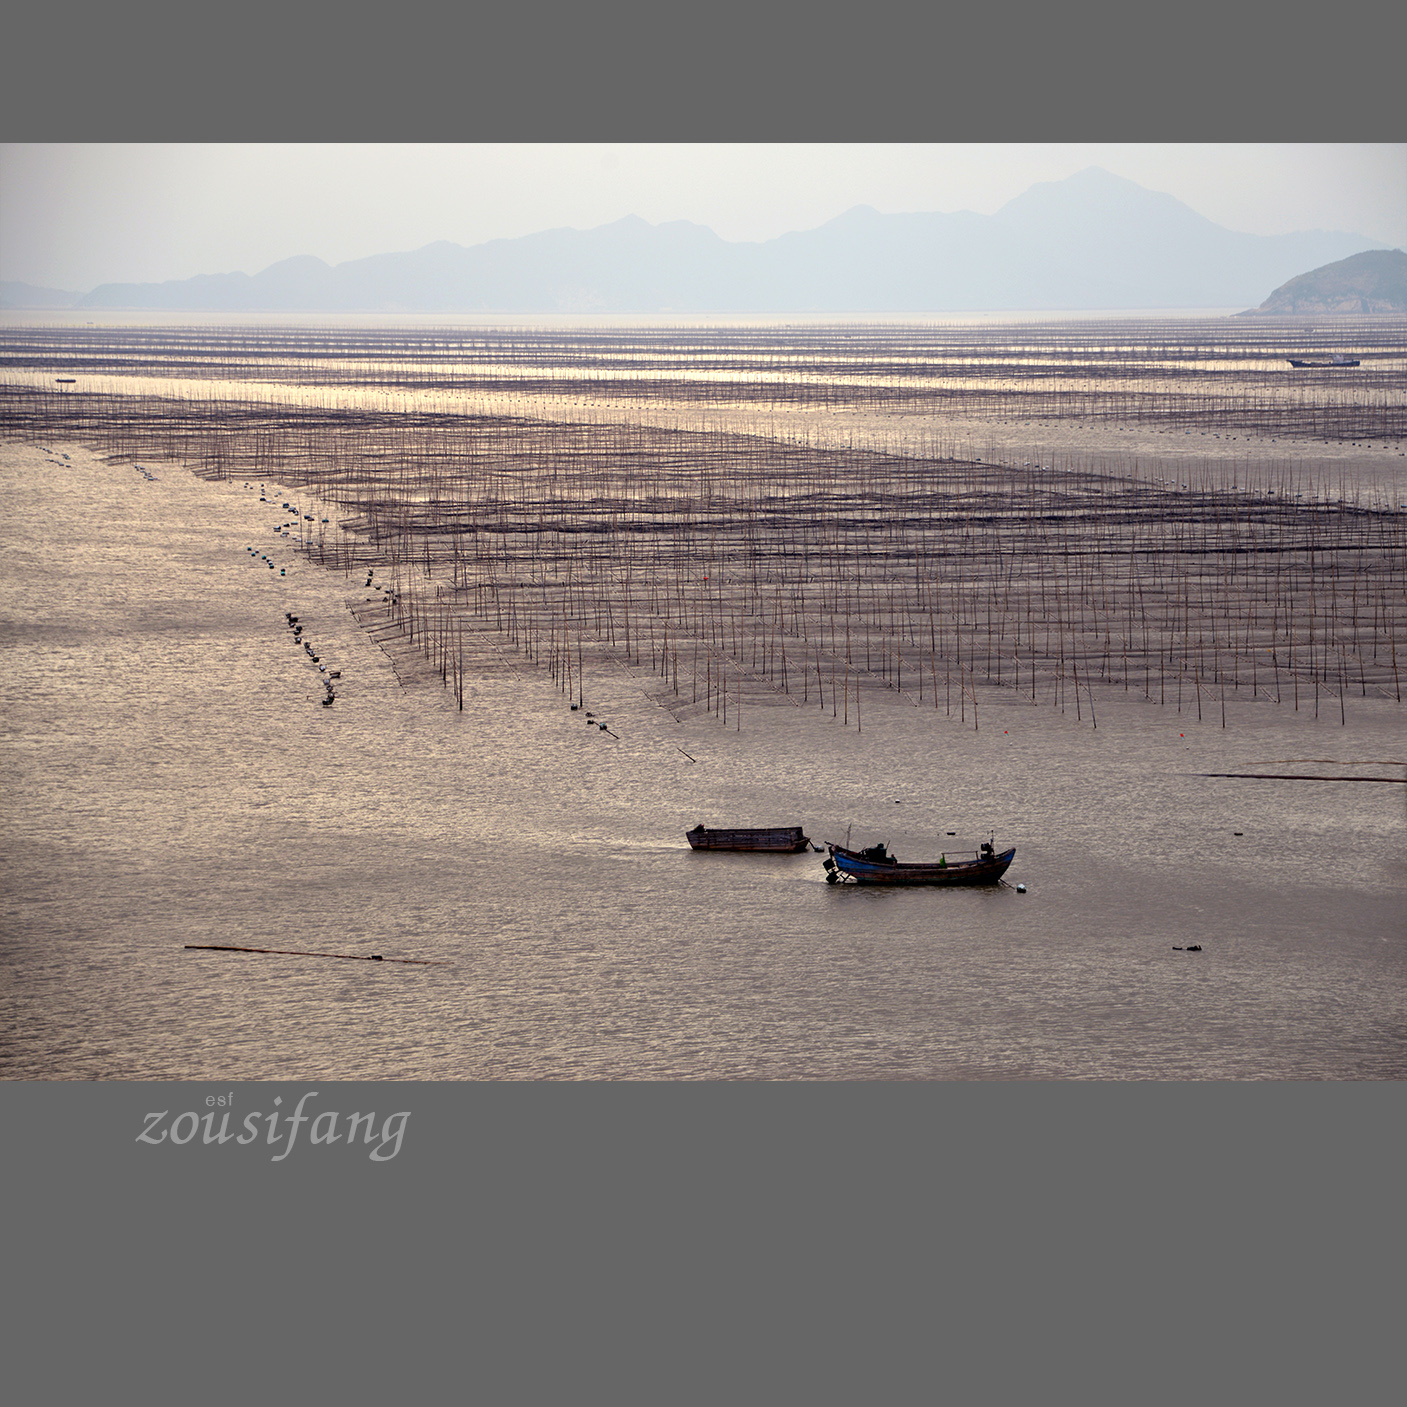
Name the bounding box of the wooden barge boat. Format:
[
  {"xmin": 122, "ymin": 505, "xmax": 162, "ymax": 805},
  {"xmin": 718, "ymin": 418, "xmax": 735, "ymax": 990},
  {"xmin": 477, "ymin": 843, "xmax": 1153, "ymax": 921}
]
[
  {"xmin": 686, "ymin": 824, "xmax": 812, "ymax": 852},
  {"xmin": 824, "ymin": 839, "xmax": 1015, "ymax": 886}
]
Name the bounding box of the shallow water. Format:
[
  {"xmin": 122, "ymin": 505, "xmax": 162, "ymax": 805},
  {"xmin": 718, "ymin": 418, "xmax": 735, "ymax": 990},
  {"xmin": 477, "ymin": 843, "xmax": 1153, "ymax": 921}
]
[{"xmin": 2, "ymin": 442, "xmax": 1403, "ymax": 1079}]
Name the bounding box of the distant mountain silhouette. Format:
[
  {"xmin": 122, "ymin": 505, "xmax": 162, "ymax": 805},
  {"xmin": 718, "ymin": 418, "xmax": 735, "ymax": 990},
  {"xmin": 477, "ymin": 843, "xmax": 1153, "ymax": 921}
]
[
  {"xmin": 70, "ymin": 168, "xmax": 1384, "ymax": 314},
  {"xmin": 1, "ymin": 280, "xmax": 82, "ymax": 309},
  {"xmin": 1244, "ymin": 247, "xmax": 1407, "ymax": 314}
]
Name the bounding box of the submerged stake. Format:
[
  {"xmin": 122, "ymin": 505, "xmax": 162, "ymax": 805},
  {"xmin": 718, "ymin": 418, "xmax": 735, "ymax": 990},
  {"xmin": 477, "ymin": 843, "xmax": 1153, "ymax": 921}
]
[{"xmin": 184, "ymin": 944, "xmax": 445, "ymax": 965}]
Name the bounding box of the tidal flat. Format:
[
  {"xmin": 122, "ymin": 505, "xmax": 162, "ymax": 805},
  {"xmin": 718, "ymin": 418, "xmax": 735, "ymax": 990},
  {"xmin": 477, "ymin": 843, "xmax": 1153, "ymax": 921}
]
[{"xmin": 2, "ymin": 315, "xmax": 1403, "ymax": 1079}]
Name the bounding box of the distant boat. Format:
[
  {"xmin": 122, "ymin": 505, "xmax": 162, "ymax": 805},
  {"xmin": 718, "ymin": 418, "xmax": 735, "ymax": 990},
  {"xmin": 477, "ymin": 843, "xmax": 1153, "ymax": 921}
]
[
  {"xmin": 686, "ymin": 824, "xmax": 812, "ymax": 852},
  {"xmin": 1287, "ymin": 355, "xmax": 1359, "ymax": 368},
  {"xmin": 824, "ymin": 839, "xmax": 1015, "ymax": 886}
]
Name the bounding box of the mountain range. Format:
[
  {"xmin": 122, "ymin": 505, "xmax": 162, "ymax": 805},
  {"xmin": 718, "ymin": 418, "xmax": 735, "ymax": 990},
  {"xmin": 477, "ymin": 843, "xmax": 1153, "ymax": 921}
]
[{"xmin": 2, "ymin": 168, "xmax": 1391, "ymax": 314}]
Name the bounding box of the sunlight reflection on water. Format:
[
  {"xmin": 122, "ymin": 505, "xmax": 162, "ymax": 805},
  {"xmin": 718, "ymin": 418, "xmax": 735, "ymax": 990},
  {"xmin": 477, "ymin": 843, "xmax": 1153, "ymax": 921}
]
[{"xmin": 2, "ymin": 441, "xmax": 1403, "ymax": 1079}]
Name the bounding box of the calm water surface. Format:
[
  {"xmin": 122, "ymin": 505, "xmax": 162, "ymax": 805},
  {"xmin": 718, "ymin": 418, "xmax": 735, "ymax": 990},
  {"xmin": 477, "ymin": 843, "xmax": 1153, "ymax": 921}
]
[{"xmin": 2, "ymin": 443, "xmax": 1403, "ymax": 1078}]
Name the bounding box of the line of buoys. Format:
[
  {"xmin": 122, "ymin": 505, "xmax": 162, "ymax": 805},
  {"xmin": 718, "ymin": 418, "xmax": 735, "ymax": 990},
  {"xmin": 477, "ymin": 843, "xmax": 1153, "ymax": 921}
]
[
  {"xmin": 247, "ymin": 546, "xmax": 284, "ymax": 574},
  {"xmin": 287, "ymin": 611, "xmax": 337, "ymax": 706}
]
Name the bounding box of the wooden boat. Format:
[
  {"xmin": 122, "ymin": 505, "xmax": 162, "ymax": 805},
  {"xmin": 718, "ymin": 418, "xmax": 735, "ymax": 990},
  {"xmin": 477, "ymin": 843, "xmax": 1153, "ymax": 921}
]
[
  {"xmin": 686, "ymin": 824, "xmax": 812, "ymax": 852},
  {"xmin": 1287, "ymin": 356, "xmax": 1359, "ymax": 368},
  {"xmin": 824, "ymin": 839, "xmax": 1015, "ymax": 886}
]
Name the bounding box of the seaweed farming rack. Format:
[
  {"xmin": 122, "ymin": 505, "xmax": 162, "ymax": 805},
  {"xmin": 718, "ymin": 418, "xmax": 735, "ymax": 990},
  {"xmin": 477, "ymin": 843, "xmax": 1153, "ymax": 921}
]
[{"xmin": 3, "ymin": 317, "xmax": 1404, "ymax": 731}]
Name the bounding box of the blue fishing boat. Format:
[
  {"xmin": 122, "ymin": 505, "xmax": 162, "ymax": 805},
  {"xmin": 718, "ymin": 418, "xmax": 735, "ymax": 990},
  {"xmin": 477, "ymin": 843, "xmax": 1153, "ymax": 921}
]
[{"xmin": 824, "ymin": 838, "xmax": 1015, "ymax": 886}]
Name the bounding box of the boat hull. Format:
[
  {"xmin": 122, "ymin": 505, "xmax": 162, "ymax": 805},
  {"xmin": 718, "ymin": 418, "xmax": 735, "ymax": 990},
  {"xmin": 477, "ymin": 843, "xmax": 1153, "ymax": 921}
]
[
  {"xmin": 826, "ymin": 843, "xmax": 1015, "ymax": 886},
  {"xmin": 687, "ymin": 825, "xmax": 811, "ymax": 852}
]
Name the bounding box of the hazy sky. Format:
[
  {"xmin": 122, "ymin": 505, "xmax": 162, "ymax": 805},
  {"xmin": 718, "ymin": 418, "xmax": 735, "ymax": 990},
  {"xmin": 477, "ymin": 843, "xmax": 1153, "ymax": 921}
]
[{"xmin": 2, "ymin": 143, "xmax": 1403, "ymax": 293}]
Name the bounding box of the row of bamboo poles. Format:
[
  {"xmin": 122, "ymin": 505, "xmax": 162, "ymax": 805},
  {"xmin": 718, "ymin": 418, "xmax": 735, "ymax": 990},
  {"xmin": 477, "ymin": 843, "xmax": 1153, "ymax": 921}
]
[
  {"xmin": 6, "ymin": 314, "xmax": 1402, "ymax": 367},
  {"xmin": 7, "ymin": 379, "xmax": 1402, "ymax": 731},
  {"xmin": 5, "ymin": 318, "xmax": 1403, "ymax": 442}
]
